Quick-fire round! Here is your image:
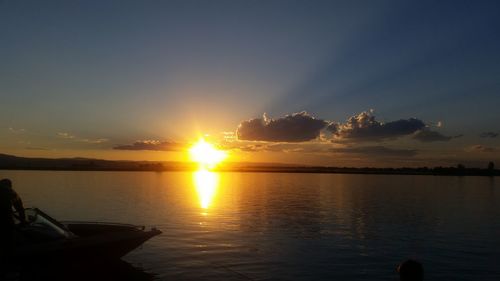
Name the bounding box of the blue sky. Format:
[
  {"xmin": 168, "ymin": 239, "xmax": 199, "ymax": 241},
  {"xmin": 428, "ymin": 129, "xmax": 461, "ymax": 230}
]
[{"xmin": 1, "ymin": 0, "xmax": 499, "ymax": 166}]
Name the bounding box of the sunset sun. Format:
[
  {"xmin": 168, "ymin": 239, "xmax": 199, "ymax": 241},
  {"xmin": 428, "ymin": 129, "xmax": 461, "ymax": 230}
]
[{"xmin": 189, "ymin": 138, "xmax": 227, "ymax": 168}]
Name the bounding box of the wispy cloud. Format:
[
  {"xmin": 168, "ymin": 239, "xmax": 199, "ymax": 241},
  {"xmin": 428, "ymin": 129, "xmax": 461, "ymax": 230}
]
[
  {"xmin": 412, "ymin": 129, "xmax": 461, "ymax": 142},
  {"xmin": 223, "ymin": 141, "xmax": 329, "ymax": 154},
  {"xmin": 479, "ymin": 131, "xmax": 498, "ymax": 138},
  {"xmin": 57, "ymin": 132, "xmax": 76, "ymax": 139},
  {"xmin": 57, "ymin": 132, "xmax": 108, "ymax": 144},
  {"xmin": 225, "ymin": 140, "xmax": 419, "ymax": 158},
  {"xmin": 113, "ymin": 140, "xmax": 184, "ymax": 151},
  {"xmin": 8, "ymin": 127, "xmax": 26, "ymax": 134},
  {"xmin": 466, "ymin": 145, "xmax": 496, "ymax": 153},
  {"xmin": 80, "ymin": 138, "xmax": 108, "ymax": 144},
  {"xmin": 221, "ymin": 131, "xmax": 237, "ymax": 142},
  {"xmin": 330, "ymin": 145, "xmax": 418, "ymax": 157},
  {"xmin": 25, "ymin": 147, "xmax": 51, "ymax": 151}
]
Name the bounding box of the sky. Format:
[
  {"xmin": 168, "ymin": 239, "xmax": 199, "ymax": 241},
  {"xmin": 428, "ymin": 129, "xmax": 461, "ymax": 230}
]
[{"xmin": 1, "ymin": 0, "xmax": 500, "ymax": 167}]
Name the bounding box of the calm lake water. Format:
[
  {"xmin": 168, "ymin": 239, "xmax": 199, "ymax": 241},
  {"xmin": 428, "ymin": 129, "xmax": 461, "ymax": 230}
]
[{"xmin": 2, "ymin": 170, "xmax": 500, "ymax": 280}]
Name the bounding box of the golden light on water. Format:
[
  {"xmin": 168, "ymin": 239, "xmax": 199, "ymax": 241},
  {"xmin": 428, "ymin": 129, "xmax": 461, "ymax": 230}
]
[
  {"xmin": 193, "ymin": 169, "xmax": 219, "ymax": 209},
  {"xmin": 189, "ymin": 138, "xmax": 227, "ymax": 169},
  {"xmin": 189, "ymin": 138, "xmax": 226, "ymax": 210}
]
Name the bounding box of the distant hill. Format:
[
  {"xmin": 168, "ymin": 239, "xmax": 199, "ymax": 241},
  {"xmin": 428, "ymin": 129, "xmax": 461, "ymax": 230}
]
[
  {"xmin": 0, "ymin": 153, "xmax": 192, "ymax": 171},
  {"xmin": 0, "ymin": 153, "xmax": 498, "ymax": 176}
]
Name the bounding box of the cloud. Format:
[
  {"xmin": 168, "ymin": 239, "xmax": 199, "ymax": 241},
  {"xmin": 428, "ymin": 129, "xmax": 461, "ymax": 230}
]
[
  {"xmin": 228, "ymin": 141, "xmax": 417, "ymax": 157},
  {"xmin": 236, "ymin": 111, "xmax": 328, "ymax": 142},
  {"xmin": 223, "ymin": 140, "xmax": 331, "ymax": 154},
  {"xmin": 221, "ymin": 131, "xmax": 237, "ymax": 142},
  {"xmin": 236, "ymin": 110, "xmax": 461, "ymax": 145},
  {"xmin": 58, "ymin": 132, "xmax": 108, "ymax": 144},
  {"xmin": 330, "ymin": 111, "xmax": 425, "ymax": 142},
  {"xmin": 236, "ymin": 144, "xmax": 268, "ymax": 152},
  {"xmin": 466, "ymin": 145, "xmax": 495, "ymax": 153},
  {"xmin": 58, "ymin": 132, "xmax": 76, "ymax": 139},
  {"xmin": 25, "ymin": 147, "xmax": 50, "ymax": 151},
  {"xmin": 325, "ymin": 122, "xmax": 338, "ymax": 133},
  {"xmin": 262, "ymin": 143, "xmax": 309, "ymax": 153},
  {"xmin": 80, "ymin": 138, "xmax": 108, "ymax": 144},
  {"xmin": 8, "ymin": 127, "xmax": 26, "ymax": 134},
  {"xmin": 227, "ymin": 143, "xmax": 299, "ymax": 153},
  {"xmin": 479, "ymin": 131, "xmax": 498, "ymax": 138},
  {"xmin": 113, "ymin": 140, "xmax": 184, "ymax": 151},
  {"xmin": 412, "ymin": 129, "xmax": 461, "ymax": 142},
  {"xmin": 330, "ymin": 146, "xmax": 418, "ymax": 157}
]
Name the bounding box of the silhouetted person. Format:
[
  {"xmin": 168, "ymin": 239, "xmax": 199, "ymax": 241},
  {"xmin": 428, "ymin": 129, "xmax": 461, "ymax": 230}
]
[
  {"xmin": 0, "ymin": 178, "xmax": 25, "ymax": 226},
  {"xmin": 397, "ymin": 259, "xmax": 423, "ymax": 281},
  {"xmin": 488, "ymin": 161, "xmax": 495, "ymax": 171},
  {"xmin": 0, "ymin": 178, "xmax": 25, "ymax": 272}
]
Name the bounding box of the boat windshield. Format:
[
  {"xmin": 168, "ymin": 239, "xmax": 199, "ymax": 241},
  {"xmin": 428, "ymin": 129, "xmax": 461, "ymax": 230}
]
[{"xmin": 24, "ymin": 208, "xmax": 75, "ymax": 239}]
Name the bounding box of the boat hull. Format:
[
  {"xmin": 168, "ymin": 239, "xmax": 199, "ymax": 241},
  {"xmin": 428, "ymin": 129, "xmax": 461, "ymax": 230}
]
[{"xmin": 14, "ymin": 223, "xmax": 161, "ymax": 262}]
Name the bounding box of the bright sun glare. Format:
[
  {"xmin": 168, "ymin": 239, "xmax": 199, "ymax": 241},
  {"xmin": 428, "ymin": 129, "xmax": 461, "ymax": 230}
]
[
  {"xmin": 189, "ymin": 138, "xmax": 227, "ymax": 169},
  {"xmin": 194, "ymin": 169, "xmax": 218, "ymax": 209}
]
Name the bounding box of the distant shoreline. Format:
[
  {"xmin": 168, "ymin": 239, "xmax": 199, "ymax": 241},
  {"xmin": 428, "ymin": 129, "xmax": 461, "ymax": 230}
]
[
  {"xmin": 1, "ymin": 166, "xmax": 498, "ymax": 177},
  {"xmin": 1, "ymin": 153, "xmax": 498, "ymax": 176}
]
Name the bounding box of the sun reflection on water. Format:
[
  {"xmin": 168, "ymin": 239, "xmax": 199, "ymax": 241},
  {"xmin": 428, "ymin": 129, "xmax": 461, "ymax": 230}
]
[{"xmin": 193, "ymin": 169, "xmax": 219, "ymax": 210}]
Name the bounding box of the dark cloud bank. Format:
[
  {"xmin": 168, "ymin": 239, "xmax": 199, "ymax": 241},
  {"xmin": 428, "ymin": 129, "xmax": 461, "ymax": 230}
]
[
  {"xmin": 236, "ymin": 111, "xmax": 458, "ymax": 144},
  {"xmin": 237, "ymin": 112, "xmax": 328, "ymax": 142},
  {"xmin": 468, "ymin": 145, "xmax": 496, "ymax": 153},
  {"xmin": 412, "ymin": 130, "xmax": 462, "ymax": 142},
  {"xmin": 329, "ymin": 111, "xmax": 426, "ymax": 142},
  {"xmin": 480, "ymin": 131, "xmax": 498, "ymax": 138},
  {"xmin": 113, "ymin": 140, "xmax": 183, "ymax": 151}
]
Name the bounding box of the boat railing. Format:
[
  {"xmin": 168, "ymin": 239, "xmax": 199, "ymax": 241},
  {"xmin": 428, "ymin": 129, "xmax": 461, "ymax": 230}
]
[
  {"xmin": 22, "ymin": 208, "xmax": 76, "ymax": 238},
  {"xmin": 61, "ymin": 221, "xmax": 146, "ymax": 230},
  {"xmin": 22, "ymin": 207, "xmax": 151, "ymax": 232}
]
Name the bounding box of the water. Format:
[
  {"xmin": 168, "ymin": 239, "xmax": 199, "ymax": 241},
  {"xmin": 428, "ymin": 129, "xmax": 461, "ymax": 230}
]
[{"xmin": 2, "ymin": 170, "xmax": 500, "ymax": 280}]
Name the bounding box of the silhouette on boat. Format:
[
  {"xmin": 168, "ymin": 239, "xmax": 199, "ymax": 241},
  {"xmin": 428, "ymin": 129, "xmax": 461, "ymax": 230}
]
[{"xmin": 13, "ymin": 208, "xmax": 161, "ymax": 262}]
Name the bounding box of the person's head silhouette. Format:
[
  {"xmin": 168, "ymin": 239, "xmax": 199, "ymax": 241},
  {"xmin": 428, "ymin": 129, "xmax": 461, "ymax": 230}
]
[
  {"xmin": 0, "ymin": 178, "xmax": 12, "ymax": 188},
  {"xmin": 397, "ymin": 259, "xmax": 423, "ymax": 281}
]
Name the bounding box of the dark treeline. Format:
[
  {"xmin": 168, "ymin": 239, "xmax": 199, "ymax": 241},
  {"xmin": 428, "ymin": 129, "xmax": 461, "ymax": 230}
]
[
  {"xmin": 0, "ymin": 153, "xmax": 498, "ymax": 176},
  {"xmin": 220, "ymin": 164, "xmax": 499, "ymax": 176}
]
